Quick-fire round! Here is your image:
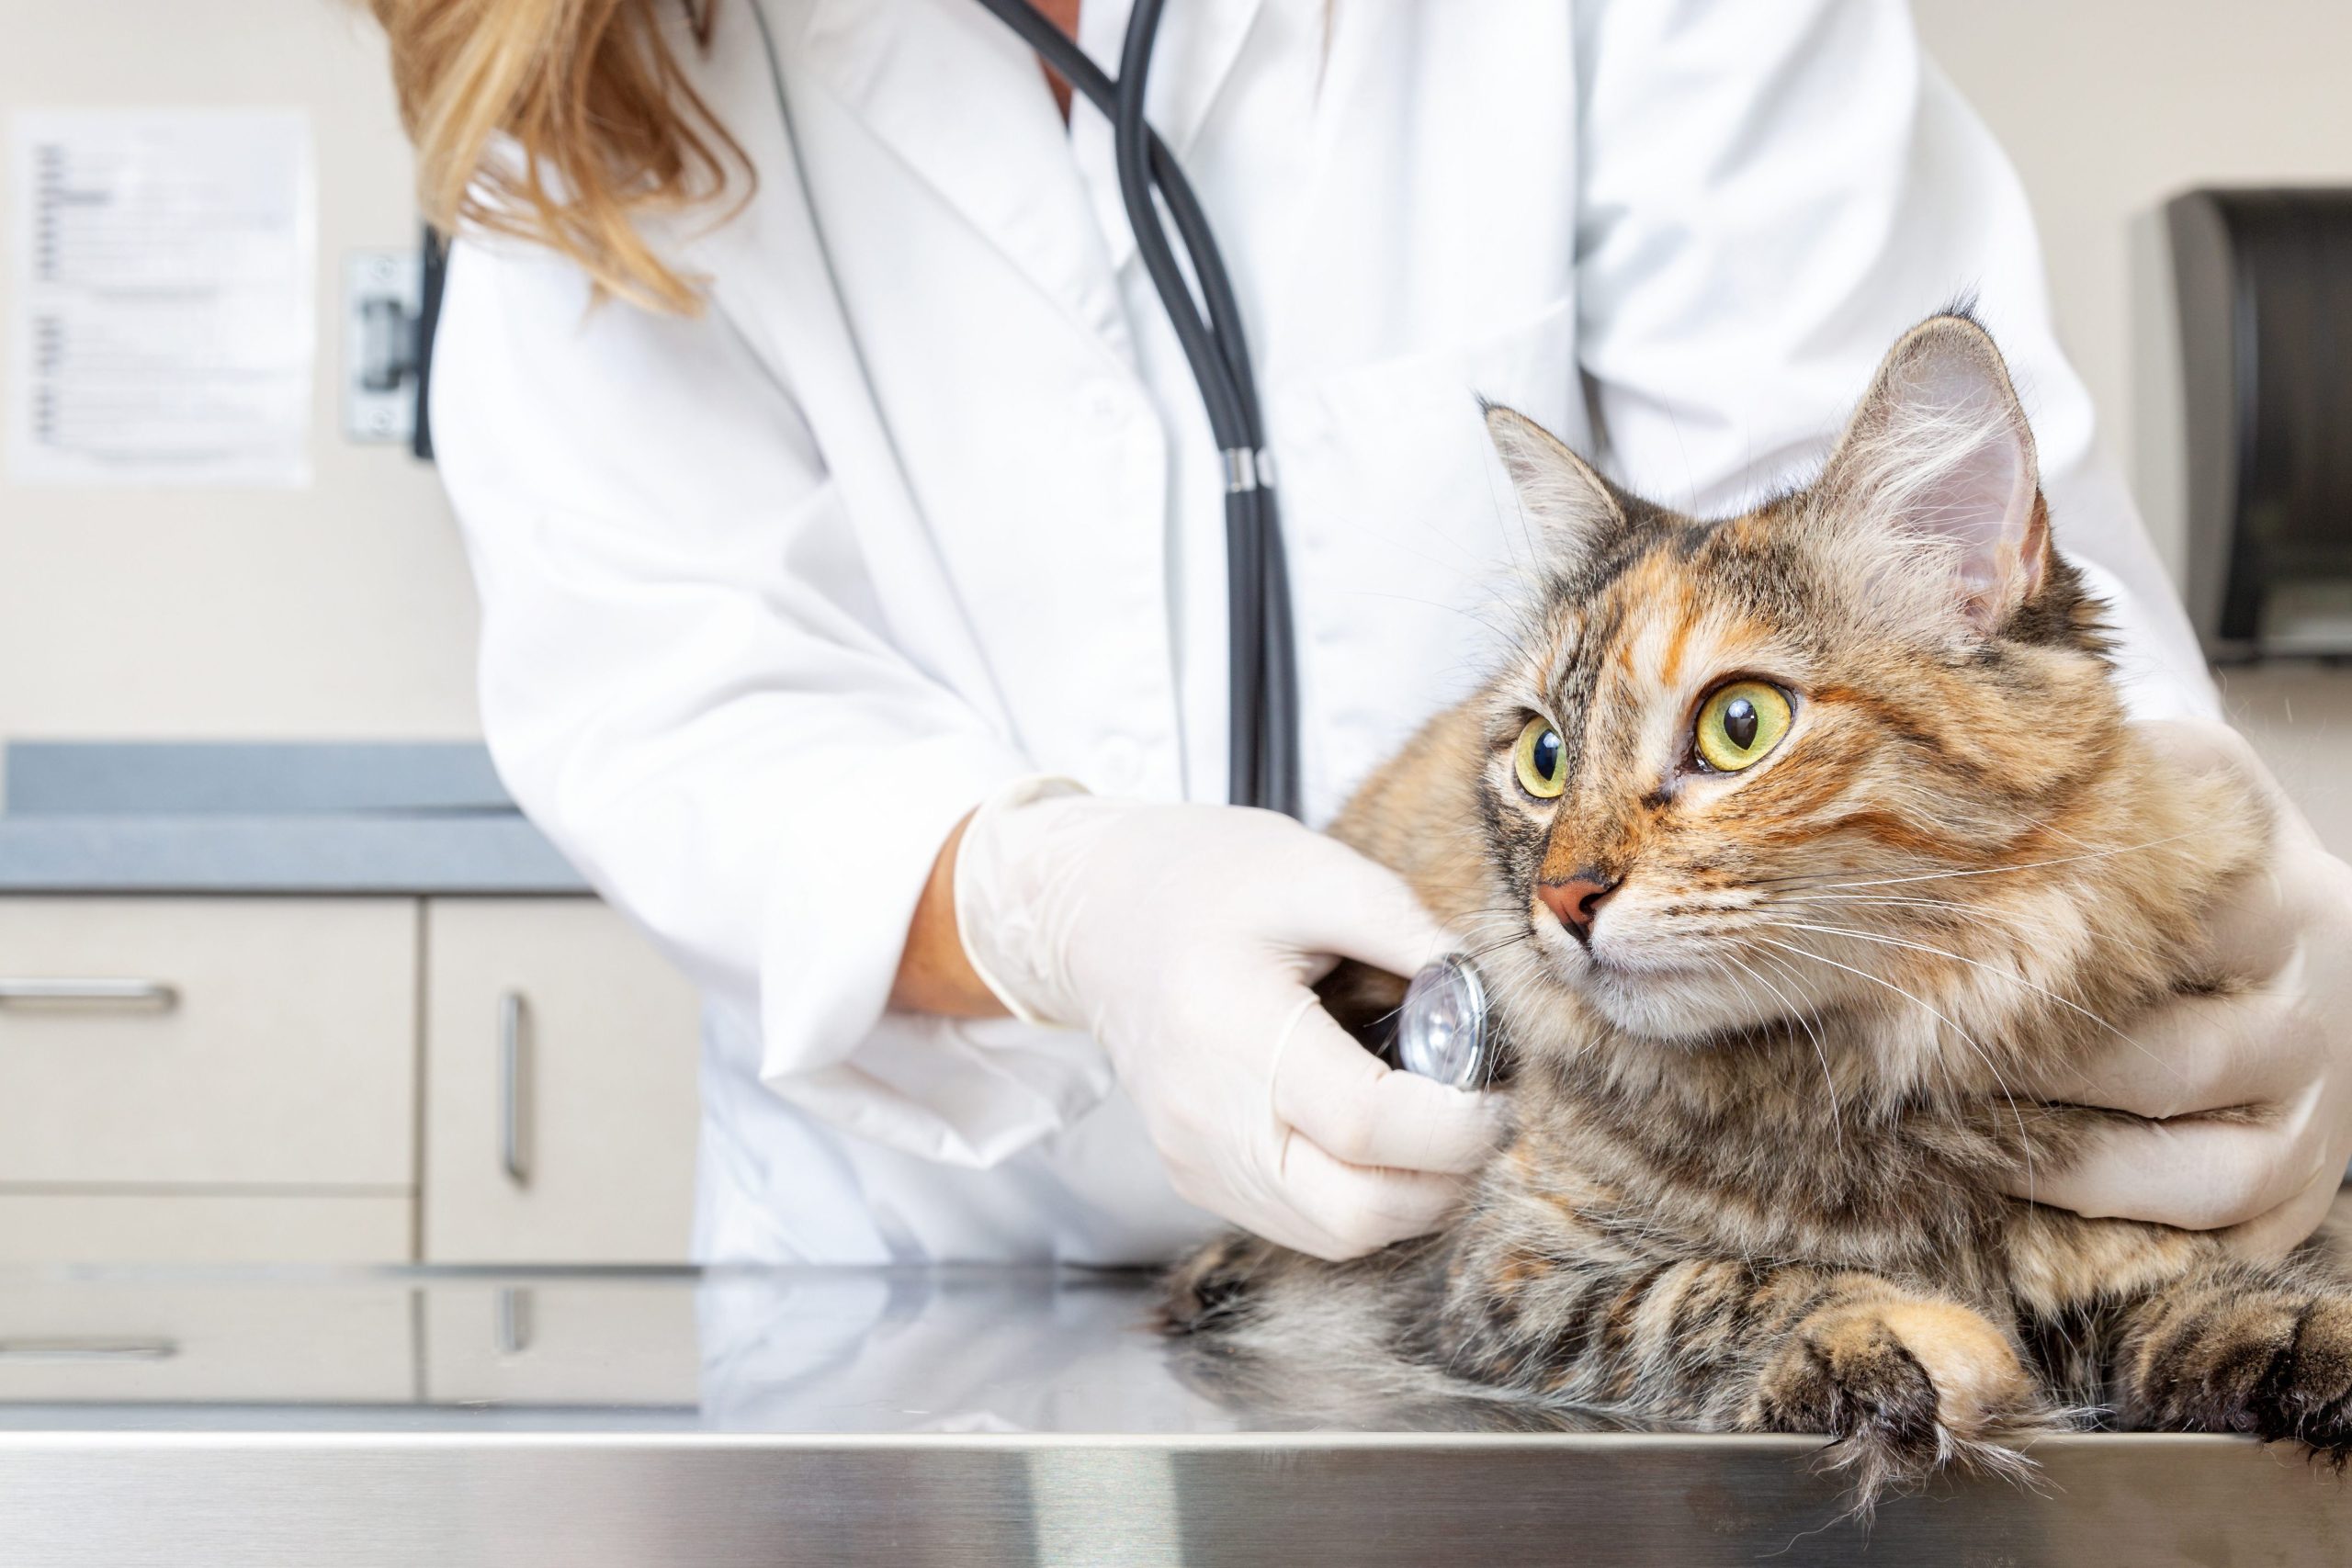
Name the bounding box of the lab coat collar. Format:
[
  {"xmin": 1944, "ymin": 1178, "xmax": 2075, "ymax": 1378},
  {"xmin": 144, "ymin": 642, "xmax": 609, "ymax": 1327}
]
[
  {"xmin": 798, "ymin": 0, "xmax": 1126, "ymax": 352},
  {"xmin": 798, "ymin": 0, "xmax": 1266, "ymax": 308}
]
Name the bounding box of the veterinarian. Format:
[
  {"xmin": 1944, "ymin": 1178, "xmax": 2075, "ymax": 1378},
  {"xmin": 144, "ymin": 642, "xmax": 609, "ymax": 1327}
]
[{"xmin": 385, "ymin": 0, "xmax": 2352, "ymax": 1264}]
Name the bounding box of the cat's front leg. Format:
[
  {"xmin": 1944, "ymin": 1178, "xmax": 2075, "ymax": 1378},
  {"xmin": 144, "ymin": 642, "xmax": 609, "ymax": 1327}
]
[
  {"xmin": 1736, "ymin": 1271, "xmax": 2052, "ymax": 1501},
  {"xmin": 2113, "ymin": 1259, "xmax": 2352, "ymax": 1454},
  {"xmin": 1441, "ymin": 1250, "xmax": 2052, "ymax": 1504}
]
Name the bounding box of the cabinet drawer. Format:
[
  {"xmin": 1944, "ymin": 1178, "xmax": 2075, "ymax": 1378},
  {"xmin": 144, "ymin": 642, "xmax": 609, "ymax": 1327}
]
[
  {"xmin": 423, "ymin": 899, "xmax": 700, "ymax": 1263},
  {"xmin": 0, "ymin": 1194, "xmax": 412, "ymax": 1264},
  {"xmin": 423, "ymin": 1280, "xmax": 699, "ymax": 1406},
  {"xmin": 0, "ymin": 1281, "xmax": 413, "ymax": 1403},
  {"xmin": 0, "ymin": 898, "xmax": 416, "ymax": 1186}
]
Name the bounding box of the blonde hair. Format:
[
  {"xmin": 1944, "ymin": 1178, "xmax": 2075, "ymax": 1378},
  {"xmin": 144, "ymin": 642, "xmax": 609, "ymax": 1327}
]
[{"xmin": 370, "ymin": 0, "xmax": 745, "ymax": 312}]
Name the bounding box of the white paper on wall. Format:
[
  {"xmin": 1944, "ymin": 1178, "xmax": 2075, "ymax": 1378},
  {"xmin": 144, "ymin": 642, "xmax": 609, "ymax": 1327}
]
[{"xmin": 6, "ymin": 109, "xmax": 316, "ymax": 488}]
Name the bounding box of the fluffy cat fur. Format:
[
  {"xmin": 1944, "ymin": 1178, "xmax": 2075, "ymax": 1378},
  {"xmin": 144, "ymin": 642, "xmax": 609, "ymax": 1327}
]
[{"xmin": 1162, "ymin": 313, "xmax": 2350, "ymax": 1504}]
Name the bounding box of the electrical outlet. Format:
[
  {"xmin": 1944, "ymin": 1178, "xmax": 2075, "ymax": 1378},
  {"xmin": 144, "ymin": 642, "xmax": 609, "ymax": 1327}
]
[{"xmin": 342, "ymin": 249, "xmax": 422, "ymax": 445}]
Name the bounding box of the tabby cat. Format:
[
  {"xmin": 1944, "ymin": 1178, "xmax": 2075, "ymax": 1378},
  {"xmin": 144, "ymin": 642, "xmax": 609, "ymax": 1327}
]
[{"xmin": 1163, "ymin": 313, "xmax": 2352, "ymax": 1501}]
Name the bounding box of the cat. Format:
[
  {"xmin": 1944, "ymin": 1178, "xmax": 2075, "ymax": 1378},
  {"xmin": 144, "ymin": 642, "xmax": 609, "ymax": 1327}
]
[{"xmin": 1161, "ymin": 311, "xmax": 2352, "ymax": 1504}]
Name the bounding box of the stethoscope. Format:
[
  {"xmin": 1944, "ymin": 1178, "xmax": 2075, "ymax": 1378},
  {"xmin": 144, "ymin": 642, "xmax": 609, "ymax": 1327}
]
[
  {"xmin": 752, "ymin": 0, "xmax": 1499, "ymax": 1086},
  {"xmin": 1389, "ymin": 953, "xmax": 1500, "ymax": 1090}
]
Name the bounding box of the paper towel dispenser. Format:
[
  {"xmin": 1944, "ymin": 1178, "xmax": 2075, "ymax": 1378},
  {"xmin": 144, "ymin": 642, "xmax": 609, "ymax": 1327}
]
[{"xmin": 2167, "ymin": 188, "xmax": 2352, "ymax": 660}]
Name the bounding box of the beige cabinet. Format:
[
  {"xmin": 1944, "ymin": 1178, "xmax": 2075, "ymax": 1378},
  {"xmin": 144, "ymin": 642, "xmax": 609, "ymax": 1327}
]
[
  {"xmin": 0, "ymin": 897, "xmax": 417, "ymax": 1188},
  {"xmin": 422, "ymin": 1280, "xmax": 701, "ymax": 1406},
  {"xmin": 0, "ymin": 1281, "xmax": 413, "ymax": 1404},
  {"xmin": 423, "ymin": 900, "xmax": 701, "ymax": 1263},
  {"xmin": 0, "ymin": 1194, "xmax": 413, "ymax": 1265},
  {"xmin": 0, "ymin": 893, "xmax": 696, "ymax": 1265}
]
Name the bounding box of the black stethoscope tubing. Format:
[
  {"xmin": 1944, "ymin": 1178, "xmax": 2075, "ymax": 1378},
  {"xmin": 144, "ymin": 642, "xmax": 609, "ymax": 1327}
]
[{"xmin": 968, "ymin": 0, "xmax": 1302, "ymax": 816}]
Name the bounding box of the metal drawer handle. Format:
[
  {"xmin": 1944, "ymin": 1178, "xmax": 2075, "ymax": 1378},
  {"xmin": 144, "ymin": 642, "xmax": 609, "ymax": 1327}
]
[
  {"xmin": 0, "ymin": 978, "xmax": 177, "ymax": 1009},
  {"xmin": 0, "ymin": 1337, "xmax": 179, "ymax": 1362},
  {"xmin": 494, "ymin": 1288, "xmax": 532, "ymax": 1357},
  {"xmin": 500, "ymin": 990, "xmax": 529, "ymax": 1187}
]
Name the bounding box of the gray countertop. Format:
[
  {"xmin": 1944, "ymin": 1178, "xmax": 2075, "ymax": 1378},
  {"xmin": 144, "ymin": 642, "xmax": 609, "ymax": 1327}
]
[
  {"xmin": 0, "ymin": 811, "xmax": 589, "ymax": 894},
  {"xmin": 1, "ymin": 1265, "xmax": 2346, "ymax": 1565},
  {"xmin": 0, "ymin": 743, "xmax": 590, "ymax": 894}
]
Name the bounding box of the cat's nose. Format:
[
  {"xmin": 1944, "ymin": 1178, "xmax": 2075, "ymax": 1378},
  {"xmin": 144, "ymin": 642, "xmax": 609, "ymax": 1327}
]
[{"xmin": 1537, "ymin": 873, "xmax": 1620, "ymax": 942}]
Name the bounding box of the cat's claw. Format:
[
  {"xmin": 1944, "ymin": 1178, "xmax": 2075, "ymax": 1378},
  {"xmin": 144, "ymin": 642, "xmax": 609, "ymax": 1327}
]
[
  {"xmin": 2135, "ymin": 1289, "xmax": 2352, "ymax": 1458},
  {"xmin": 1162, "ymin": 1233, "xmax": 1279, "ymax": 1334},
  {"xmin": 1753, "ymin": 1297, "xmax": 2047, "ymax": 1506}
]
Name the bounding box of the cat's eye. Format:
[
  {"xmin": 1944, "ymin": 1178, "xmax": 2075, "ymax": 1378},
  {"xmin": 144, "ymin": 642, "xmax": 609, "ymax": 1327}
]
[
  {"xmin": 1513, "ymin": 716, "xmax": 1567, "ymax": 799},
  {"xmin": 1693, "ymin": 681, "xmax": 1792, "ymax": 773}
]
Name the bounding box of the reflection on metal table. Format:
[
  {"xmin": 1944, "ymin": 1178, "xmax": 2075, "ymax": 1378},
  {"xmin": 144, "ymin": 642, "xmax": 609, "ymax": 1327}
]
[{"xmin": 0, "ymin": 1263, "xmax": 2345, "ymax": 1565}]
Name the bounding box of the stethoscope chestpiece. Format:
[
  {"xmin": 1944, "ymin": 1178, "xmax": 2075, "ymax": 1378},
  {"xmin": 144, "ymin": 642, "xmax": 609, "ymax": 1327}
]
[{"xmin": 1392, "ymin": 953, "xmax": 1498, "ymax": 1090}]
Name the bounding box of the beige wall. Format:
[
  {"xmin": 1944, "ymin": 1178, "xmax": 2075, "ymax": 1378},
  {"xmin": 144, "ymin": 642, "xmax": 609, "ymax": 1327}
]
[
  {"xmin": 1917, "ymin": 0, "xmax": 2352, "ymax": 579},
  {"xmin": 1917, "ymin": 1, "xmax": 2352, "ymax": 852},
  {"xmin": 0, "ymin": 1, "xmax": 478, "ymax": 742}
]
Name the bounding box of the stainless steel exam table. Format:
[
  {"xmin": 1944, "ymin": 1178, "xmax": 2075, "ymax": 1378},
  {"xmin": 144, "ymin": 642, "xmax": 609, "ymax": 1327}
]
[{"xmin": 0, "ymin": 1263, "xmax": 2345, "ymax": 1566}]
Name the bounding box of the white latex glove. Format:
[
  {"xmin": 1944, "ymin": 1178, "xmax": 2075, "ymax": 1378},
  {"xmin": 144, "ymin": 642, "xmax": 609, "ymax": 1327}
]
[
  {"xmin": 2008, "ymin": 719, "xmax": 2352, "ymax": 1258},
  {"xmin": 954, "ymin": 779, "xmax": 1503, "ymax": 1259}
]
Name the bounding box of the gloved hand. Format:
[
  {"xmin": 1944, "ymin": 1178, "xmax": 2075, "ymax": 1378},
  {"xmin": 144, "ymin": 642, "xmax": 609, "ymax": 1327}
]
[
  {"xmin": 954, "ymin": 779, "xmax": 1504, "ymax": 1259},
  {"xmin": 2007, "ymin": 719, "xmax": 2352, "ymax": 1258}
]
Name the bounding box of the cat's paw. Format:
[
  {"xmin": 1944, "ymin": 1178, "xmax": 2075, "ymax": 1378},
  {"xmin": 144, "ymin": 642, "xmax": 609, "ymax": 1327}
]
[
  {"xmin": 2133, "ymin": 1287, "xmax": 2352, "ymax": 1457},
  {"xmin": 1753, "ymin": 1296, "xmax": 2045, "ymax": 1505},
  {"xmin": 1160, "ymin": 1232, "xmax": 1279, "ymax": 1335}
]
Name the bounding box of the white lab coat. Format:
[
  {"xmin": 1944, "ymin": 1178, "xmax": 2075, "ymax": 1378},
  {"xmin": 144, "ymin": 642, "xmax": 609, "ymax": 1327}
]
[{"xmin": 429, "ymin": 0, "xmax": 2219, "ymax": 1264}]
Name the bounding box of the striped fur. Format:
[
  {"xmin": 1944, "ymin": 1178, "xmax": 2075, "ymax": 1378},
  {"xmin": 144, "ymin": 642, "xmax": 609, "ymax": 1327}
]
[{"xmin": 1164, "ymin": 316, "xmax": 2344, "ymax": 1505}]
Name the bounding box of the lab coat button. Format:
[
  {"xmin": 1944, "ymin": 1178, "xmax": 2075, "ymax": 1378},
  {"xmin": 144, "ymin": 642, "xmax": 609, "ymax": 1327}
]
[
  {"xmin": 1086, "ymin": 736, "xmax": 1147, "ymax": 793},
  {"xmin": 1079, "ymin": 383, "xmax": 1127, "ymax": 426}
]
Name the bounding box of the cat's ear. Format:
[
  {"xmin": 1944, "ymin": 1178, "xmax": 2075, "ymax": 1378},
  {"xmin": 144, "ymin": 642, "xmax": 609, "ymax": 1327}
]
[
  {"xmin": 1484, "ymin": 402, "xmax": 1624, "ymax": 560},
  {"xmin": 1819, "ymin": 314, "xmax": 2049, "ymax": 634}
]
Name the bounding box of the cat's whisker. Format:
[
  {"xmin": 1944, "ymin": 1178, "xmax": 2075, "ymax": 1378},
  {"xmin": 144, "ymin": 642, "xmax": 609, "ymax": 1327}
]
[
  {"xmin": 1771, "ymin": 892, "xmax": 2176, "ymax": 965},
  {"xmin": 1748, "ymin": 934, "xmax": 2038, "ymax": 1201},
  {"xmin": 1459, "ymin": 931, "xmax": 1534, "ymax": 969},
  {"xmin": 1754, "ymin": 874, "xmax": 2092, "ymax": 932},
  {"xmin": 1741, "ymin": 828, "xmax": 2206, "ymax": 897},
  {"xmin": 1716, "ymin": 948, "xmax": 1843, "ymax": 1153},
  {"xmin": 1747, "ymin": 918, "xmax": 2188, "ymax": 1091},
  {"xmin": 1753, "ymin": 945, "xmax": 1877, "ymax": 1118},
  {"xmin": 1772, "ymin": 887, "xmax": 2178, "ymax": 962}
]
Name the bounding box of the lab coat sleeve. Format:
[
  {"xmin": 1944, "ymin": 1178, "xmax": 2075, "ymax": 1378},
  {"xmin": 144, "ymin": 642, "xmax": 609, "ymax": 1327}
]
[
  {"xmin": 428, "ymin": 236, "xmax": 1114, "ymax": 1169},
  {"xmin": 1570, "ymin": 0, "xmax": 2218, "ymax": 721}
]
